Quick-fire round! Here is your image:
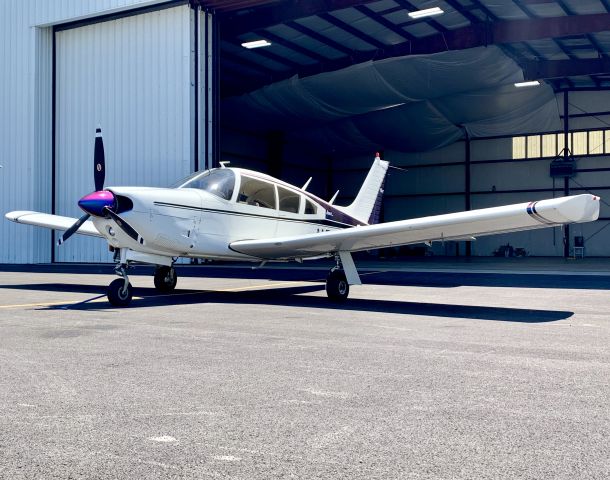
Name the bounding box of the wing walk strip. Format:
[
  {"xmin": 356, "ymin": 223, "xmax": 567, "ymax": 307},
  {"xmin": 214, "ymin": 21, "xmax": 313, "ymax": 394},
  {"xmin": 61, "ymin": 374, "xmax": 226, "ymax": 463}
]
[
  {"xmin": 0, "ymin": 272, "xmax": 385, "ymax": 309},
  {"xmin": 526, "ymin": 202, "xmax": 557, "ymax": 225}
]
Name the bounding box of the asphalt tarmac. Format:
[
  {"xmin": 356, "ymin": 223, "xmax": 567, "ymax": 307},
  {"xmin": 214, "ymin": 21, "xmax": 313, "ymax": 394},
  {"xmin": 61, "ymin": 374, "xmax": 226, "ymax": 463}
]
[{"xmin": 0, "ymin": 263, "xmax": 608, "ymax": 479}]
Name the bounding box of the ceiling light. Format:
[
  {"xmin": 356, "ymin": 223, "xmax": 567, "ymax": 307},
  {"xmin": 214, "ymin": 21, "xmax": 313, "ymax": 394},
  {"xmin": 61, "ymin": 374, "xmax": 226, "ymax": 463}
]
[
  {"xmin": 408, "ymin": 7, "xmax": 444, "ymax": 19},
  {"xmin": 241, "ymin": 39, "xmax": 271, "ymax": 49},
  {"xmin": 514, "ymin": 80, "xmax": 541, "ymax": 88}
]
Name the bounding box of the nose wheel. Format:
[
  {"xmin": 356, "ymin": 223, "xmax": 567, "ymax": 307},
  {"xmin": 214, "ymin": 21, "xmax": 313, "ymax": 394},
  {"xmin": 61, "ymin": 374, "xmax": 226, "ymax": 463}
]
[
  {"xmin": 108, "ymin": 265, "xmax": 133, "ymax": 307},
  {"xmin": 154, "ymin": 266, "xmax": 177, "ymax": 293}
]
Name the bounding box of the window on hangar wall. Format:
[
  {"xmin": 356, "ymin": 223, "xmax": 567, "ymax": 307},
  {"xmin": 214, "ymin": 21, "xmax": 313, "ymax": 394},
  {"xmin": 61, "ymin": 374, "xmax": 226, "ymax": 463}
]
[{"xmin": 512, "ymin": 130, "xmax": 609, "ymax": 159}]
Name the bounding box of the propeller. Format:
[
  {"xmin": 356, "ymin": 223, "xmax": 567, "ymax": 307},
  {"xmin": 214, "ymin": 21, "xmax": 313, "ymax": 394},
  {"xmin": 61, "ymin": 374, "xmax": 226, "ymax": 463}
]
[
  {"xmin": 57, "ymin": 213, "xmax": 91, "ymax": 246},
  {"xmin": 56, "ymin": 127, "xmax": 106, "ymax": 246},
  {"xmin": 57, "ymin": 127, "xmax": 145, "ymax": 247},
  {"xmin": 94, "ymin": 126, "xmax": 105, "ymax": 191},
  {"xmin": 104, "ymin": 207, "xmax": 145, "ymax": 245}
]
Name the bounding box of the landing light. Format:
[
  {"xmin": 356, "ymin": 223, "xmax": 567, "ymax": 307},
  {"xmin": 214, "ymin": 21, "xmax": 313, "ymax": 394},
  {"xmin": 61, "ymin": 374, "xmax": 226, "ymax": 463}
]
[
  {"xmin": 241, "ymin": 39, "xmax": 272, "ymax": 49},
  {"xmin": 408, "ymin": 7, "xmax": 444, "ymax": 19},
  {"xmin": 514, "ymin": 80, "xmax": 541, "ymax": 88}
]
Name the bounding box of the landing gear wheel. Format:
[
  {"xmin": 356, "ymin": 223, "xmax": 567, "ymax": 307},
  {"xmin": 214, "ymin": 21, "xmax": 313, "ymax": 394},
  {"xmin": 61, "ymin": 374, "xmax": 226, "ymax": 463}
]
[
  {"xmin": 108, "ymin": 278, "xmax": 133, "ymax": 307},
  {"xmin": 326, "ymin": 269, "xmax": 349, "ymax": 301},
  {"xmin": 154, "ymin": 266, "xmax": 177, "ymax": 293}
]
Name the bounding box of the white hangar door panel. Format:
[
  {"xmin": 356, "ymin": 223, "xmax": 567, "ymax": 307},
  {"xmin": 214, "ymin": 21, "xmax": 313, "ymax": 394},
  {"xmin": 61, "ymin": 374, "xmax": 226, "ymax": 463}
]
[{"xmin": 55, "ymin": 5, "xmax": 193, "ymax": 263}]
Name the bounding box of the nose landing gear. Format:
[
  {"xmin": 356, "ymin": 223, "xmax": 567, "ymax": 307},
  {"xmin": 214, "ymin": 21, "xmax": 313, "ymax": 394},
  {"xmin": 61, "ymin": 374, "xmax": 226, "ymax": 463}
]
[{"xmin": 107, "ymin": 263, "xmax": 133, "ymax": 307}]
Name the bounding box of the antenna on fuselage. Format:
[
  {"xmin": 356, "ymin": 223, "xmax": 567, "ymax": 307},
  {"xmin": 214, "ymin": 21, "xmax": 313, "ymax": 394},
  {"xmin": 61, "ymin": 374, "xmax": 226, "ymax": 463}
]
[
  {"xmin": 302, "ymin": 177, "xmax": 312, "ymax": 190},
  {"xmin": 329, "ymin": 190, "xmax": 339, "ymax": 204},
  {"xmin": 219, "ymin": 161, "xmax": 230, "ymax": 168}
]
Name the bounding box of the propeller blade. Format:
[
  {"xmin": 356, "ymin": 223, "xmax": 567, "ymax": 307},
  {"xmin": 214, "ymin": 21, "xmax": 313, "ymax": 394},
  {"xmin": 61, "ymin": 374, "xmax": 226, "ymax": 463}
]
[
  {"xmin": 57, "ymin": 213, "xmax": 91, "ymax": 246},
  {"xmin": 94, "ymin": 127, "xmax": 106, "ymax": 191},
  {"xmin": 104, "ymin": 207, "xmax": 145, "ymax": 245}
]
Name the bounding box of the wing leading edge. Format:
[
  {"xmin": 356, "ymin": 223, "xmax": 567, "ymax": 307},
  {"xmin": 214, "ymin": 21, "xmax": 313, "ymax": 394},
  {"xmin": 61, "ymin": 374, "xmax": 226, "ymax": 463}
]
[
  {"xmin": 5, "ymin": 211, "xmax": 102, "ymax": 238},
  {"xmin": 230, "ymin": 194, "xmax": 600, "ymax": 260}
]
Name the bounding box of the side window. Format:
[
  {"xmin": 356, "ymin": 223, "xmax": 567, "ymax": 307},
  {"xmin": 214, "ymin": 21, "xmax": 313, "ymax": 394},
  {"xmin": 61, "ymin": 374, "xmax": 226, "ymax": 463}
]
[
  {"xmin": 278, "ymin": 186, "xmax": 301, "ymax": 213},
  {"xmin": 304, "ymin": 199, "xmax": 317, "ymax": 215},
  {"xmin": 237, "ymin": 176, "xmax": 276, "ymax": 209}
]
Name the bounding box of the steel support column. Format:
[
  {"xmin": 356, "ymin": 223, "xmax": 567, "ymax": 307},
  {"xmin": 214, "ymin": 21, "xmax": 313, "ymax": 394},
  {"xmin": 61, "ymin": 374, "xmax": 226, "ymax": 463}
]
[
  {"xmin": 267, "ymin": 131, "xmax": 284, "ymax": 178},
  {"xmin": 465, "ymin": 131, "xmax": 472, "ymax": 257},
  {"xmin": 563, "ymin": 91, "xmax": 570, "ymax": 258}
]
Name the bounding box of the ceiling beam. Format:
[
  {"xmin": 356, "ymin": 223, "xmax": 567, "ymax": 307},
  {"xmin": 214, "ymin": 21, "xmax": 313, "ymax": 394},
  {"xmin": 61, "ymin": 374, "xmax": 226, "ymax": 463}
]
[
  {"xmin": 220, "ymin": 0, "xmax": 380, "ymax": 37},
  {"xmin": 523, "ymin": 58, "xmax": 610, "ymax": 80},
  {"xmin": 493, "ymin": 13, "xmax": 610, "ymax": 43},
  {"xmin": 284, "ymin": 20, "xmax": 354, "ymax": 55},
  {"xmin": 255, "ymin": 29, "xmax": 329, "ymax": 62},
  {"xmin": 224, "ymin": 13, "xmax": 610, "ymax": 94},
  {"xmin": 318, "ymin": 12, "xmax": 387, "ymax": 49}
]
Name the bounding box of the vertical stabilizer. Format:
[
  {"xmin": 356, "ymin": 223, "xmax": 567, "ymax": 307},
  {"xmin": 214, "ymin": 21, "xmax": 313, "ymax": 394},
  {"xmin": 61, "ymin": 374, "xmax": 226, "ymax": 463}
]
[{"xmin": 336, "ymin": 153, "xmax": 389, "ymax": 224}]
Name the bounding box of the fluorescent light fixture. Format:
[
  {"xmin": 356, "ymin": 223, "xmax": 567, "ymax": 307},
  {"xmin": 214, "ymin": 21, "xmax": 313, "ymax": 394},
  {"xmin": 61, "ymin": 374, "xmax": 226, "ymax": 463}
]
[
  {"xmin": 241, "ymin": 39, "xmax": 271, "ymax": 49},
  {"xmin": 514, "ymin": 80, "xmax": 541, "ymax": 88},
  {"xmin": 408, "ymin": 7, "xmax": 444, "ymax": 19}
]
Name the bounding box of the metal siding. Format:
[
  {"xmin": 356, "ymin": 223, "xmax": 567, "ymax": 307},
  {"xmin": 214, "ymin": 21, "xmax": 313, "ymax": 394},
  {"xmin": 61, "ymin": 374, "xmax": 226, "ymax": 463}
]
[
  {"xmin": 0, "ymin": 1, "xmax": 39, "ymax": 263},
  {"xmin": 33, "ymin": 0, "xmax": 169, "ymax": 27},
  {"xmin": 55, "ymin": 5, "xmax": 192, "ymax": 262},
  {"xmin": 0, "ymin": 0, "xmax": 186, "ymax": 263}
]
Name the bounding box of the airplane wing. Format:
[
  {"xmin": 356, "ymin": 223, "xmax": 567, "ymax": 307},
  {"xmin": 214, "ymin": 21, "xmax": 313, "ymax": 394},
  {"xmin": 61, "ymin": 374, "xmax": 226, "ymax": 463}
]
[
  {"xmin": 230, "ymin": 194, "xmax": 600, "ymax": 260},
  {"xmin": 5, "ymin": 211, "xmax": 103, "ymax": 238}
]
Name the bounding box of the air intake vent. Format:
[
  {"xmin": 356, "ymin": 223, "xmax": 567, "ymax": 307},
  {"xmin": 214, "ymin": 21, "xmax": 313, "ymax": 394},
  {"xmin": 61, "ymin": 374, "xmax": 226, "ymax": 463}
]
[{"xmin": 115, "ymin": 195, "xmax": 134, "ymax": 213}]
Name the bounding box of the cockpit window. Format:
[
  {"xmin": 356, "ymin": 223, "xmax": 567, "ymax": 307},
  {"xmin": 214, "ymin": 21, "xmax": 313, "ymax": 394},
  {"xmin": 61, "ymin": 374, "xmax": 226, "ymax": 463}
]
[
  {"xmin": 237, "ymin": 176, "xmax": 276, "ymax": 209},
  {"xmin": 175, "ymin": 169, "xmax": 235, "ymax": 200}
]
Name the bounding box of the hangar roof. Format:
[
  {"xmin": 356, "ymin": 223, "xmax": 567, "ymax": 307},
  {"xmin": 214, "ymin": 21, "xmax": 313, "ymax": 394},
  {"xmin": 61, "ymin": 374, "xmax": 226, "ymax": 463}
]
[
  {"xmin": 205, "ymin": 0, "xmax": 610, "ymax": 153},
  {"xmin": 213, "ymin": 0, "xmax": 610, "ymax": 95}
]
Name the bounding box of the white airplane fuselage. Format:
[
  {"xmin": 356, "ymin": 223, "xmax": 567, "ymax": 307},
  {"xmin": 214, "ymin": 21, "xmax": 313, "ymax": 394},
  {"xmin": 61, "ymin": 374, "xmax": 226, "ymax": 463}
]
[{"xmin": 94, "ymin": 168, "xmax": 352, "ymax": 261}]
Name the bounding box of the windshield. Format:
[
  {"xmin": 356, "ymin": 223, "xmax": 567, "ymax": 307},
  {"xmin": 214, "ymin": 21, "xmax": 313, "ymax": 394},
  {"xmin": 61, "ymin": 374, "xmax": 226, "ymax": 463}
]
[{"xmin": 174, "ymin": 169, "xmax": 235, "ymax": 201}]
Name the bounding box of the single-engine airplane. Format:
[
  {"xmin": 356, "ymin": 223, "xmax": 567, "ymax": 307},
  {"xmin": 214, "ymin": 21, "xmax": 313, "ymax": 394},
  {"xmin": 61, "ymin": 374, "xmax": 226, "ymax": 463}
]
[{"xmin": 5, "ymin": 129, "xmax": 601, "ymax": 306}]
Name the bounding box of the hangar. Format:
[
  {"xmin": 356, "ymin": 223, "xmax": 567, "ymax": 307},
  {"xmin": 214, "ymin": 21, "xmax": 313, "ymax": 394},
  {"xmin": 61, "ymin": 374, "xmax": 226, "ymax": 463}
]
[{"xmin": 2, "ymin": 0, "xmax": 610, "ymax": 263}]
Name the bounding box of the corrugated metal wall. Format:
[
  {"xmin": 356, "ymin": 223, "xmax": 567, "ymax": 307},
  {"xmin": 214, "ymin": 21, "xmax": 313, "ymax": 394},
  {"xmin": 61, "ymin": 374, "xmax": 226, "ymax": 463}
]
[
  {"xmin": 54, "ymin": 5, "xmax": 193, "ymax": 262},
  {"xmin": 0, "ymin": 2, "xmax": 38, "ymax": 263},
  {"xmin": 0, "ymin": 0, "xmax": 179, "ymax": 264}
]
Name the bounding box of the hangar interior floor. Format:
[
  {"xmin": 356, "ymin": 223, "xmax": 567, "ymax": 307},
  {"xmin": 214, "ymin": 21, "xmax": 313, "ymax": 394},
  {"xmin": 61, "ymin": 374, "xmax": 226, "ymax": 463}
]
[{"xmin": 0, "ymin": 259, "xmax": 608, "ymax": 479}]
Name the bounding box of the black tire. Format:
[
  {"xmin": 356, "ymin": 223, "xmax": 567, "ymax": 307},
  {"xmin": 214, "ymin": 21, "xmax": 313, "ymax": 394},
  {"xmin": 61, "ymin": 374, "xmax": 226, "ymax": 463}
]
[
  {"xmin": 326, "ymin": 269, "xmax": 349, "ymax": 301},
  {"xmin": 108, "ymin": 278, "xmax": 133, "ymax": 307},
  {"xmin": 154, "ymin": 266, "xmax": 177, "ymax": 293}
]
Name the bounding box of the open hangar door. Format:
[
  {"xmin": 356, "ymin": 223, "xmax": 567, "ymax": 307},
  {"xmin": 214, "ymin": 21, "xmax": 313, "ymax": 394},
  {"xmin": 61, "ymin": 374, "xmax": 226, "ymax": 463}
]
[
  {"xmin": 217, "ymin": 1, "xmax": 610, "ymax": 257},
  {"xmin": 54, "ymin": 4, "xmax": 194, "ymax": 263}
]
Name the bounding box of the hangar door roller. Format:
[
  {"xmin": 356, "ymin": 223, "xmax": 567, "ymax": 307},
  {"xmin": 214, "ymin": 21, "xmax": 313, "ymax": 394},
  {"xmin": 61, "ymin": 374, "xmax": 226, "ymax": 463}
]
[{"xmin": 55, "ymin": 5, "xmax": 193, "ymax": 263}]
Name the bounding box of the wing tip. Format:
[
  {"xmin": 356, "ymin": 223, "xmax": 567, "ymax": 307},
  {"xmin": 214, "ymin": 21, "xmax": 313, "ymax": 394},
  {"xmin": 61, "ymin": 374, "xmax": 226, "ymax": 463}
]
[{"xmin": 5, "ymin": 211, "xmax": 38, "ymax": 222}]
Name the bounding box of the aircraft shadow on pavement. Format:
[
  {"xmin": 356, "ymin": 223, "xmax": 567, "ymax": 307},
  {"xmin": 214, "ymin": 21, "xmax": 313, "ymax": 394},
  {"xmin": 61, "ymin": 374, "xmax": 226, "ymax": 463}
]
[
  {"xmin": 2, "ymin": 264, "xmax": 610, "ymax": 290},
  {"xmin": 0, "ymin": 282, "xmax": 573, "ymax": 323}
]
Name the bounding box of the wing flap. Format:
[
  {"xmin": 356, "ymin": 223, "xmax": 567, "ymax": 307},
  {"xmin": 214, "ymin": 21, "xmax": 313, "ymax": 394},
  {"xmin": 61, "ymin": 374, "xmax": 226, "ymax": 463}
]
[
  {"xmin": 230, "ymin": 194, "xmax": 599, "ymax": 260},
  {"xmin": 5, "ymin": 211, "xmax": 102, "ymax": 238}
]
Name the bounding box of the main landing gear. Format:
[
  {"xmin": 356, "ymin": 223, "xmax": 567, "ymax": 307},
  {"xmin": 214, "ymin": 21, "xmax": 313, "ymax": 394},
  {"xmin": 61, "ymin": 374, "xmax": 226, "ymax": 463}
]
[
  {"xmin": 325, "ymin": 252, "xmax": 361, "ymax": 302},
  {"xmin": 326, "ymin": 267, "xmax": 349, "ymax": 301},
  {"xmin": 154, "ymin": 266, "xmax": 177, "ymax": 293}
]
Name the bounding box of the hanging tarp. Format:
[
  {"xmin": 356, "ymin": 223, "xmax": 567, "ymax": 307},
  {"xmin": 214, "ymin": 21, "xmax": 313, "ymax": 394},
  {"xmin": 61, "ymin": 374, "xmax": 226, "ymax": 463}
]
[{"xmin": 222, "ymin": 46, "xmax": 561, "ymax": 153}]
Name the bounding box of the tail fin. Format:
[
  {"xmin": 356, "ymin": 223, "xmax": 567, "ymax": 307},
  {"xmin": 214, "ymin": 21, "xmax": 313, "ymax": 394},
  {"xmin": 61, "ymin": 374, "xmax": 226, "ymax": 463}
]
[{"xmin": 336, "ymin": 153, "xmax": 389, "ymax": 224}]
